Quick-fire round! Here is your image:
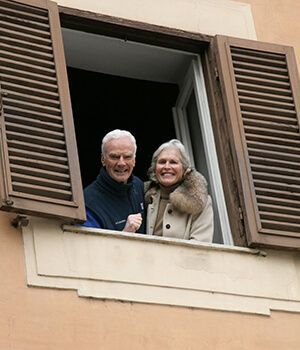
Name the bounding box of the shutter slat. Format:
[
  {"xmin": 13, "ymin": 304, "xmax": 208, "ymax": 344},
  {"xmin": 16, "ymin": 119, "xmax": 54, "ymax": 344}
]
[
  {"xmin": 0, "ymin": 35, "xmax": 52, "ymax": 53},
  {"xmin": 6, "ymin": 114, "xmax": 63, "ymax": 132},
  {"xmin": 0, "ymin": 18, "xmax": 50, "ymax": 40},
  {"xmin": 255, "ymin": 187, "xmax": 300, "ymax": 201},
  {"xmin": 248, "ymin": 140, "xmax": 300, "ymax": 155},
  {"xmin": 254, "ymin": 179, "xmax": 300, "ymax": 194},
  {"xmin": 0, "ymin": 73, "xmax": 57, "ymax": 93},
  {"xmin": 250, "ymin": 156, "xmax": 300, "ymax": 170},
  {"xmin": 0, "ymin": 27, "xmax": 52, "ymax": 46},
  {"xmin": 0, "ymin": 66, "xmax": 57, "ymax": 85},
  {"xmin": 244, "ymin": 118, "xmax": 298, "ymax": 132},
  {"xmin": 0, "ymin": 42, "xmax": 53, "ymax": 61},
  {"xmin": 257, "ymin": 195, "xmax": 300, "ymax": 209},
  {"xmin": 260, "ymin": 211, "xmax": 300, "ymax": 225},
  {"xmin": 261, "ymin": 220, "xmax": 300, "ymax": 233},
  {"xmin": 245, "ymin": 125, "xmax": 299, "ymax": 140},
  {"xmin": 1, "ymin": 81, "xmax": 58, "ymax": 100},
  {"xmin": 11, "ymin": 172, "xmax": 71, "ymax": 191},
  {"xmin": 230, "ymin": 47, "xmax": 285, "ymax": 60},
  {"xmin": 238, "ymin": 89, "xmax": 293, "ymax": 104},
  {"xmin": 10, "ymin": 156, "xmax": 69, "ymax": 173},
  {"xmin": 0, "ymin": 57, "xmax": 56, "ymax": 77},
  {"xmin": 12, "ymin": 182, "xmax": 72, "ymax": 201},
  {"xmin": 0, "ymin": 14, "xmax": 50, "ymax": 37},
  {"xmin": 242, "ymin": 111, "xmax": 297, "ymax": 125},
  {"xmin": 249, "ymin": 147, "xmax": 300, "ymax": 163},
  {"xmin": 6, "ymin": 122, "xmax": 65, "ymax": 141},
  {"xmin": 3, "ymin": 90, "xmax": 60, "ymax": 108},
  {"xmin": 258, "ymin": 203, "xmax": 300, "ymax": 216},
  {"xmin": 8, "ymin": 147, "xmax": 68, "ymax": 165},
  {"xmin": 0, "ymin": 10, "xmax": 49, "ymax": 31},
  {"xmin": 235, "ymin": 70, "xmax": 290, "ymax": 85},
  {"xmin": 236, "ymin": 82, "xmax": 292, "ymax": 97},
  {"xmin": 231, "ymin": 49, "xmax": 287, "ymax": 67},
  {"xmin": 241, "ymin": 103, "xmax": 296, "ymax": 118},
  {"xmin": 11, "ymin": 172, "xmax": 70, "ymax": 191},
  {"xmin": 252, "ymin": 164, "xmax": 300, "ymax": 178},
  {"xmin": 253, "ymin": 172, "xmax": 300, "ymax": 186},
  {"xmin": 233, "ymin": 60, "xmax": 287, "ymax": 76},
  {"xmin": 246, "ymin": 133, "xmax": 300, "ymax": 148},
  {"xmin": 7, "ymin": 140, "xmax": 67, "ymax": 157},
  {"xmin": 239, "ymin": 95, "xmax": 294, "ymax": 109},
  {"xmin": 0, "ymin": 49, "xmax": 55, "ymax": 69},
  {"xmin": 4, "ymin": 98, "xmax": 61, "ymax": 115},
  {"xmin": 6, "ymin": 131, "xmax": 66, "ymax": 149},
  {"xmin": 0, "ymin": 0, "xmax": 48, "ymax": 18},
  {"xmin": 4, "ymin": 106, "xmax": 62, "ymax": 124},
  {"xmin": 11, "ymin": 164, "xmax": 70, "ymax": 182}
]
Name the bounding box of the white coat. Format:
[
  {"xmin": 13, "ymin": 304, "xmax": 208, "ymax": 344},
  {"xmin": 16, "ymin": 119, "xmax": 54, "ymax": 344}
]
[{"xmin": 145, "ymin": 169, "xmax": 214, "ymax": 242}]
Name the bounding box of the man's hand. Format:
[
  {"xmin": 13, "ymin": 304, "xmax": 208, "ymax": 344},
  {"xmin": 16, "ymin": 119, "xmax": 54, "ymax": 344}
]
[{"xmin": 123, "ymin": 213, "xmax": 142, "ymax": 233}]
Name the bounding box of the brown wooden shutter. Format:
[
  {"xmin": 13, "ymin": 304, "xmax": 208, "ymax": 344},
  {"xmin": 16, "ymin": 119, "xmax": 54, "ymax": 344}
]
[
  {"xmin": 214, "ymin": 35, "xmax": 300, "ymax": 249},
  {"xmin": 0, "ymin": 0, "xmax": 85, "ymax": 222}
]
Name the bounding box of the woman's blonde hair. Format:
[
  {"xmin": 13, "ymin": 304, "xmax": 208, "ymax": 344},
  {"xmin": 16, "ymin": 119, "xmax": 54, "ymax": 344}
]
[{"xmin": 148, "ymin": 139, "xmax": 191, "ymax": 182}]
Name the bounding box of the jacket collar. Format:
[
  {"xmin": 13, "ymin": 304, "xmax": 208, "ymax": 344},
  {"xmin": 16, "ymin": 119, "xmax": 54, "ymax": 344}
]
[
  {"xmin": 145, "ymin": 169, "xmax": 208, "ymax": 216},
  {"xmin": 96, "ymin": 167, "xmax": 133, "ymax": 196}
]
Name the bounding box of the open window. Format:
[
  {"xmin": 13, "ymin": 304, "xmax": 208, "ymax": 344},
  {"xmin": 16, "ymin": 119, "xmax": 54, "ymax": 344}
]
[
  {"xmin": 172, "ymin": 60, "xmax": 232, "ymax": 244},
  {"xmin": 1, "ymin": 0, "xmax": 300, "ymax": 250}
]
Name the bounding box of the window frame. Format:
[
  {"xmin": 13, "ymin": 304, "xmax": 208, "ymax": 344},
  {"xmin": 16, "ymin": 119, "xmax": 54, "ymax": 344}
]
[{"xmin": 1, "ymin": 0, "xmax": 300, "ymax": 250}]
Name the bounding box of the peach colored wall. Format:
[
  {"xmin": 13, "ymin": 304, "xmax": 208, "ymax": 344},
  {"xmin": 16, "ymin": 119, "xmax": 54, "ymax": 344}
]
[
  {"xmin": 237, "ymin": 0, "xmax": 300, "ymax": 68},
  {"xmin": 1, "ymin": 1, "xmax": 300, "ymax": 349},
  {"xmin": 0, "ymin": 211, "xmax": 300, "ymax": 349}
]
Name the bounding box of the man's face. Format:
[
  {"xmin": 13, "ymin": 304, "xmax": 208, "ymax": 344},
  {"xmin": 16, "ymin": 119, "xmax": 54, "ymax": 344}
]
[{"xmin": 101, "ymin": 137, "xmax": 136, "ymax": 183}]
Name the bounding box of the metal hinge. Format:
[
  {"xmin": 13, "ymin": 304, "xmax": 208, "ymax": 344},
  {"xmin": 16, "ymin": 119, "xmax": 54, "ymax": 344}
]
[
  {"xmin": 214, "ymin": 67, "xmax": 219, "ymax": 80},
  {"xmin": 11, "ymin": 215, "xmax": 29, "ymax": 228}
]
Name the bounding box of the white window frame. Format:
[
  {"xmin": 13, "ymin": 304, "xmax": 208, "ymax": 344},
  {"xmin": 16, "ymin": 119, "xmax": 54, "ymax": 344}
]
[{"xmin": 173, "ymin": 59, "xmax": 233, "ymax": 245}]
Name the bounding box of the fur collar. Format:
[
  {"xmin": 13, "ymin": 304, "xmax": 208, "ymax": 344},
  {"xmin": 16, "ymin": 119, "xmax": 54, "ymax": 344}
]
[{"xmin": 145, "ymin": 169, "xmax": 208, "ymax": 216}]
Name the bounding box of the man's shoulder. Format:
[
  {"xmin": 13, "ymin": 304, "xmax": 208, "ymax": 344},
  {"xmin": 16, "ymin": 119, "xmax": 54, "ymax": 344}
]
[{"xmin": 132, "ymin": 175, "xmax": 144, "ymax": 188}]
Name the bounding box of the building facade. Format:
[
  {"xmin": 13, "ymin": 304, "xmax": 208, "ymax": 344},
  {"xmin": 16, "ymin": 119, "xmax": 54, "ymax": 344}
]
[{"xmin": 0, "ymin": 0, "xmax": 300, "ymax": 349}]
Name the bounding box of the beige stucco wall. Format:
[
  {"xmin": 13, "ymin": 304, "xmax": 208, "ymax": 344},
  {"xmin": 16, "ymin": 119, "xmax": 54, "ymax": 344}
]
[
  {"xmin": 57, "ymin": 0, "xmax": 257, "ymax": 39},
  {"xmin": 0, "ymin": 211, "xmax": 300, "ymax": 349},
  {"xmin": 237, "ymin": 0, "xmax": 300, "ymax": 68}
]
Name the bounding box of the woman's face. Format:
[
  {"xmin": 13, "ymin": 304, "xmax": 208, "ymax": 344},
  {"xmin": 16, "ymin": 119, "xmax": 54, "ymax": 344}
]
[{"xmin": 155, "ymin": 148, "xmax": 184, "ymax": 187}]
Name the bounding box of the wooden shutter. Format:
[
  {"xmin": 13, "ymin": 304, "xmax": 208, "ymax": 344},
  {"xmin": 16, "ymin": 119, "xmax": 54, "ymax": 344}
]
[
  {"xmin": 0, "ymin": 0, "xmax": 85, "ymax": 222},
  {"xmin": 214, "ymin": 35, "xmax": 300, "ymax": 249}
]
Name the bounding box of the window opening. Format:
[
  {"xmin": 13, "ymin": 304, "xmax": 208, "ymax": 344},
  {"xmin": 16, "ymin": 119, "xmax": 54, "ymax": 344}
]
[{"xmin": 62, "ymin": 27, "xmax": 232, "ymax": 244}]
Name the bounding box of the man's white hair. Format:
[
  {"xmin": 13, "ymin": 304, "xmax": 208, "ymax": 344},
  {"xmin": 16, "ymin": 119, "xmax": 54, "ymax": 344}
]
[{"xmin": 101, "ymin": 129, "xmax": 137, "ymax": 156}]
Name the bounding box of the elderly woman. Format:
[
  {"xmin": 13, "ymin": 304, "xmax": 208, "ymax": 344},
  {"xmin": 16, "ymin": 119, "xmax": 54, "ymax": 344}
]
[{"xmin": 145, "ymin": 139, "xmax": 214, "ymax": 242}]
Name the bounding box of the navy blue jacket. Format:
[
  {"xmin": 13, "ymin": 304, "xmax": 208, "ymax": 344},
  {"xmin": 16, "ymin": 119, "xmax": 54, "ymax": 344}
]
[{"xmin": 83, "ymin": 168, "xmax": 145, "ymax": 233}]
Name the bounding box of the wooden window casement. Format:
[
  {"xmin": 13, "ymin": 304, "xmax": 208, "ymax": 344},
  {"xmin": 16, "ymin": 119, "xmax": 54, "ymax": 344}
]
[
  {"xmin": 1, "ymin": 0, "xmax": 300, "ymax": 249},
  {"xmin": 0, "ymin": 0, "xmax": 85, "ymax": 221}
]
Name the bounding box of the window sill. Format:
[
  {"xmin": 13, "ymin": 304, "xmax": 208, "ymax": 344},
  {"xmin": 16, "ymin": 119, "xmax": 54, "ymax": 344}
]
[{"xmin": 22, "ymin": 217, "xmax": 300, "ymax": 315}]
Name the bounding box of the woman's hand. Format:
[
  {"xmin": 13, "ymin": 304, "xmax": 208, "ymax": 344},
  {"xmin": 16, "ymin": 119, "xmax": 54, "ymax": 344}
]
[{"xmin": 123, "ymin": 213, "xmax": 142, "ymax": 233}]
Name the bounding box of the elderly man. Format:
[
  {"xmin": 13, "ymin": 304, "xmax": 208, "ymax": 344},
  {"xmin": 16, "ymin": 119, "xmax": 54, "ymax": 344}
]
[{"xmin": 83, "ymin": 129, "xmax": 145, "ymax": 233}]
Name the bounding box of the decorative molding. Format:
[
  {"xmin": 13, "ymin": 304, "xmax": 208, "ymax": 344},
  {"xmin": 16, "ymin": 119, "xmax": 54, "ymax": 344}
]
[
  {"xmin": 22, "ymin": 218, "xmax": 300, "ymax": 315},
  {"xmin": 57, "ymin": 0, "xmax": 257, "ymax": 40}
]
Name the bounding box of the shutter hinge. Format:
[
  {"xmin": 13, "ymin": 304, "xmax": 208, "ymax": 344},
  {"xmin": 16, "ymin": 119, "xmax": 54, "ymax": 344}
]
[
  {"xmin": 214, "ymin": 67, "xmax": 219, "ymax": 80},
  {"xmin": 238, "ymin": 207, "xmax": 243, "ymax": 220},
  {"xmin": 0, "ymin": 91, "xmax": 8, "ymax": 110},
  {"xmin": 4, "ymin": 198, "xmax": 13, "ymax": 206},
  {"xmin": 11, "ymin": 215, "xmax": 29, "ymax": 228}
]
